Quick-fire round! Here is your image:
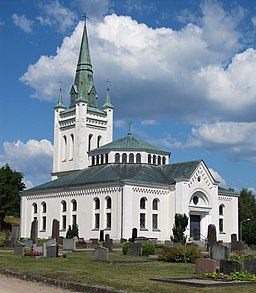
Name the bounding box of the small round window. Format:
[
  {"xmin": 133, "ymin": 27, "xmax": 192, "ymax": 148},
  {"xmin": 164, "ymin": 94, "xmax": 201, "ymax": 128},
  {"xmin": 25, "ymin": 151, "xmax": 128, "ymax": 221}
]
[
  {"xmin": 193, "ymin": 196, "xmax": 199, "ymax": 205},
  {"xmin": 197, "ymin": 176, "xmax": 201, "ymax": 182}
]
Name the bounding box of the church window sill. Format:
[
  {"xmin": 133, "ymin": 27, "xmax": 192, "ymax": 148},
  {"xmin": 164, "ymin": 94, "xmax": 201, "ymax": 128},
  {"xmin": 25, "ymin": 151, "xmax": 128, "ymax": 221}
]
[
  {"xmin": 92, "ymin": 228, "xmax": 99, "ymax": 231},
  {"xmin": 220, "ymin": 232, "xmax": 226, "ymax": 234},
  {"xmin": 153, "ymin": 229, "xmax": 161, "ymax": 232},
  {"xmin": 140, "ymin": 228, "xmax": 148, "ymax": 231}
]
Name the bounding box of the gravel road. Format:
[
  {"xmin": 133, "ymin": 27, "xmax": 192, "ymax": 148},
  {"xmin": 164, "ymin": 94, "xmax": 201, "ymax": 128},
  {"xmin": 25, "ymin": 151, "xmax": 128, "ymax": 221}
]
[{"xmin": 0, "ymin": 274, "xmax": 77, "ymax": 293}]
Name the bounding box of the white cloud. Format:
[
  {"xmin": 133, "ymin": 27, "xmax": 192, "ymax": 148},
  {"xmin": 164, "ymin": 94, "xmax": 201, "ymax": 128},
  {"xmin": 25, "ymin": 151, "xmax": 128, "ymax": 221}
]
[
  {"xmin": 38, "ymin": 0, "xmax": 77, "ymax": 33},
  {"xmin": 141, "ymin": 120, "xmax": 158, "ymax": 126},
  {"xmin": 74, "ymin": 0, "xmax": 111, "ymax": 19},
  {"xmin": 23, "ymin": 179, "xmax": 33, "ymax": 190},
  {"xmin": 209, "ymin": 168, "xmax": 227, "ymax": 187},
  {"xmin": 114, "ymin": 119, "xmax": 126, "ymax": 128},
  {"xmin": 12, "ymin": 14, "xmax": 33, "ymax": 33},
  {"xmin": 20, "ymin": 2, "xmax": 256, "ymax": 123},
  {"xmin": 252, "ymin": 16, "xmax": 256, "ymax": 27},
  {"xmin": 0, "ymin": 139, "xmax": 53, "ymax": 184},
  {"xmin": 190, "ymin": 122, "xmax": 256, "ymax": 162}
]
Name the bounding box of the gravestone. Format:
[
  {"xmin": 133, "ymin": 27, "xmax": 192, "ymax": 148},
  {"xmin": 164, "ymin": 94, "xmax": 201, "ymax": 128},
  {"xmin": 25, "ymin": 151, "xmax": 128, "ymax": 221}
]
[
  {"xmin": 32, "ymin": 245, "xmax": 43, "ymax": 254},
  {"xmin": 243, "ymin": 259, "xmax": 256, "ymax": 274},
  {"xmin": 135, "ymin": 236, "xmax": 148, "ymax": 244},
  {"xmin": 43, "ymin": 243, "xmax": 47, "ymax": 257},
  {"xmin": 100, "ymin": 230, "xmax": 104, "ymax": 242},
  {"xmin": 164, "ymin": 240, "xmax": 173, "ymax": 248},
  {"xmin": 95, "ymin": 246, "xmax": 109, "ymax": 262},
  {"xmin": 209, "ymin": 244, "xmax": 229, "ymax": 261},
  {"xmin": 30, "ymin": 219, "xmax": 38, "ymax": 244},
  {"xmin": 23, "ymin": 239, "xmax": 33, "ymax": 250},
  {"xmin": 195, "ymin": 258, "xmax": 219, "ymax": 275},
  {"xmin": 11, "ymin": 224, "xmax": 19, "ymax": 246},
  {"xmin": 47, "ymin": 245, "xmax": 58, "ymax": 257},
  {"xmin": 63, "ymin": 238, "xmax": 76, "ymax": 251},
  {"xmin": 220, "ymin": 260, "xmax": 241, "ymax": 275},
  {"xmin": 103, "ymin": 234, "xmax": 112, "ymax": 250},
  {"xmin": 127, "ymin": 242, "xmax": 142, "ymax": 256},
  {"xmin": 231, "ymin": 240, "xmax": 245, "ymax": 252},
  {"xmin": 131, "ymin": 228, "xmax": 138, "ymax": 242},
  {"xmin": 46, "ymin": 238, "xmax": 56, "ymax": 246},
  {"xmin": 14, "ymin": 242, "xmax": 25, "ymax": 256},
  {"xmin": 207, "ymin": 224, "xmax": 217, "ymax": 249},
  {"xmin": 58, "ymin": 236, "xmax": 64, "ymax": 245},
  {"xmin": 3, "ymin": 240, "xmax": 12, "ymax": 248},
  {"xmin": 51, "ymin": 219, "xmax": 60, "ymax": 243}
]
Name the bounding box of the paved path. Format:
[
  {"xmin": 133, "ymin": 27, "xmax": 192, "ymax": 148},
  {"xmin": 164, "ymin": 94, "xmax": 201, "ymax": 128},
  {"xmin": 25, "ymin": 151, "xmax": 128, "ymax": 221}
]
[{"xmin": 0, "ymin": 274, "xmax": 77, "ymax": 293}]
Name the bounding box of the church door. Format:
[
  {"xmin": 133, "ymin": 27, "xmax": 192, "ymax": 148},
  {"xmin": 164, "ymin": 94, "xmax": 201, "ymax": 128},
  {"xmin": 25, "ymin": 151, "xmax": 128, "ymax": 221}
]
[{"xmin": 190, "ymin": 215, "xmax": 200, "ymax": 240}]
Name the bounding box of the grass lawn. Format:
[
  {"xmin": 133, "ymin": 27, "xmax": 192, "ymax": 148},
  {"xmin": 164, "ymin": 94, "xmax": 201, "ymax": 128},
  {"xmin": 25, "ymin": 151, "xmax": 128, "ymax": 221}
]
[{"xmin": 0, "ymin": 249, "xmax": 256, "ymax": 293}]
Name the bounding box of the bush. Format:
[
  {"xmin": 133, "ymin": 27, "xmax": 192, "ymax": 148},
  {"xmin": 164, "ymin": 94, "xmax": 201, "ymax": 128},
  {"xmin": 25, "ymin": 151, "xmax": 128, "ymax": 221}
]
[
  {"xmin": 142, "ymin": 241, "xmax": 155, "ymax": 256},
  {"xmin": 159, "ymin": 244, "xmax": 202, "ymax": 263},
  {"xmin": 66, "ymin": 224, "xmax": 79, "ymax": 239},
  {"xmin": 122, "ymin": 242, "xmax": 129, "ymax": 255}
]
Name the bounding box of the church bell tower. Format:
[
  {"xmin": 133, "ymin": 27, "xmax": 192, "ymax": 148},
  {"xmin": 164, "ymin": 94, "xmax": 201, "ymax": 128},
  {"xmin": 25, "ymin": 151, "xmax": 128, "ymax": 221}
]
[{"xmin": 52, "ymin": 17, "xmax": 114, "ymax": 179}]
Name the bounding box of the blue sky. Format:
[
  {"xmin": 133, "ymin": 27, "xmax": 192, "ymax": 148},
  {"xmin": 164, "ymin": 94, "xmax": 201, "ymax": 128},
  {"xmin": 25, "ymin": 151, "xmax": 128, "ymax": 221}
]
[{"xmin": 0, "ymin": 0, "xmax": 256, "ymax": 191}]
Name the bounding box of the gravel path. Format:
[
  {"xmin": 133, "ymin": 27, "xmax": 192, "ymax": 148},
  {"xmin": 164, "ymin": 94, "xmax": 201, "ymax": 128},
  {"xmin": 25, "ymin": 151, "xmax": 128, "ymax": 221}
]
[{"xmin": 0, "ymin": 274, "xmax": 77, "ymax": 293}]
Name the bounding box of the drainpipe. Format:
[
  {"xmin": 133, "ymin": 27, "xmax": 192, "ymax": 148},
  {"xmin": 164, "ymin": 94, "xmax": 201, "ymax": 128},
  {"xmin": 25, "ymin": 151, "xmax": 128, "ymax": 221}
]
[{"xmin": 120, "ymin": 184, "xmax": 124, "ymax": 240}]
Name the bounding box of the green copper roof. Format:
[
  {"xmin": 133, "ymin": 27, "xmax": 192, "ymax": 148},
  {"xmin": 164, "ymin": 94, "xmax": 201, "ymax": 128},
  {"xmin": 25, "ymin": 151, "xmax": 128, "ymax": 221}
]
[
  {"xmin": 54, "ymin": 88, "xmax": 66, "ymax": 109},
  {"xmin": 103, "ymin": 88, "xmax": 114, "ymax": 109},
  {"xmin": 89, "ymin": 133, "xmax": 170, "ymax": 154},
  {"xmin": 69, "ymin": 19, "xmax": 98, "ymax": 109}
]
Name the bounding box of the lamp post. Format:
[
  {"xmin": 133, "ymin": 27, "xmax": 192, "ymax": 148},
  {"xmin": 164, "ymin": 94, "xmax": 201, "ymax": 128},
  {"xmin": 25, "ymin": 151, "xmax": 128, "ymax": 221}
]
[{"xmin": 240, "ymin": 218, "xmax": 250, "ymax": 241}]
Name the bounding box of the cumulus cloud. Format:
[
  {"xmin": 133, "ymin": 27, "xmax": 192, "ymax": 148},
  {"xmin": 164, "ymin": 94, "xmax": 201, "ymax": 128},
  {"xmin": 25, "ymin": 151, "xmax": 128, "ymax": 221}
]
[
  {"xmin": 20, "ymin": 2, "xmax": 256, "ymax": 123},
  {"xmin": 209, "ymin": 168, "xmax": 227, "ymax": 187},
  {"xmin": 37, "ymin": 0, "xmax": 77, "ymax": 33},
  {"xmin": 12, "ymin": 14, "xmax": 33, "ymax": 33},
  {"xmin": 74, "ymin": 0, "xmax": 111, "ymax": 19},
  {"xmin": 141, "ymin": 120, "xmax": 158, "ymax": 126},
  {"xmin": 0, "ymin": 139, "xmax": 53, "ymax": 185}
]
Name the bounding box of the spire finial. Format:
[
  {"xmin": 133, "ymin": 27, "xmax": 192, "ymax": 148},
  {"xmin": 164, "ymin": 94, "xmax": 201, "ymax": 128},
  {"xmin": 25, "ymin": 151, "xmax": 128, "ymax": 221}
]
[
  {"xmin": 55, "ymin": 80, "xmax": 65, "ymax": 109},
  {"xmin": 82, "ymin": 12, "xmax": 89, "ymax": 26},
  {"xmin": 103, "ymin": 79, "xmax": 114, "ymax": 109},
  {"xmin": 128, "ymin": 122, "xmax": 132, "ymax": 135}
]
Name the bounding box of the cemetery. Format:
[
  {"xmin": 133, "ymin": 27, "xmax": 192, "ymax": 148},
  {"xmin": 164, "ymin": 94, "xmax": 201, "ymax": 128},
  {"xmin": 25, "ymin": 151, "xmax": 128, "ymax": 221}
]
[{"xmin": 1, "ymin": 220, "xmax": 256, "ymax": 292}]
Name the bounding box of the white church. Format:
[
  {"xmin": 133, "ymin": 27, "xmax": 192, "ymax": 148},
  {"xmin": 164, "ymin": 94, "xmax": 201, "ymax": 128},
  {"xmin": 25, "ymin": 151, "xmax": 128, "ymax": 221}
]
[{"xmin": 20, "ymin": 19, "xmax": 239, "ymax": 243}]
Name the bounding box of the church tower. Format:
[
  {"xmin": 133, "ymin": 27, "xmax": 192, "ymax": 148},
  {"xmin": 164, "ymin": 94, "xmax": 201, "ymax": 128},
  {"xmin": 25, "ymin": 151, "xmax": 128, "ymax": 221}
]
[{"xmin": 52, "ymin": 18, "xmax": 114, "ymax": 179}]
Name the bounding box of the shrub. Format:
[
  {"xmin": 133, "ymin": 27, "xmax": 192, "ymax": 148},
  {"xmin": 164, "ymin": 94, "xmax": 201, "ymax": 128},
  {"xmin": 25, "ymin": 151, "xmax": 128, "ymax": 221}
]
[
  {"xmin": 66, "ymin": 224, "xmax": 79, "ymax": 239},
  {"xmin": 142, "ymin": 241, "xmax": 155, "ymax": 256},
  {"xmin": 159, "ymin": 244, "xmax": 202, "ymax": 263},
  {"xmin": 122, "ymin": 242, "xmax": 129, "ymax": 255},
  {"xmin": 171, "ymin": 213, "xmax": 188, "ymax": 244}
]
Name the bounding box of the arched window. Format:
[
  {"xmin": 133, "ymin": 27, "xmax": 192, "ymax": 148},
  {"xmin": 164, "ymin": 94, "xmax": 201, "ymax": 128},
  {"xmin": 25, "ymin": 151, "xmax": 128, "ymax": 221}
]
[
  {"xmin": 129, "ymin": 153, "xmax": 134, "ymax": 163},
  {"xmin": 136, "ymin": 153, "xmax": 141, "ymax": 163},
  {"xmin": 101, "ymin": 154, "xmax": 104, "ymax": 164},
  {"xmin": 115, "ymin": 153, "xmax": 120, "ymax": 163},
  {"xmin": 152, "ymin": 199, "xmax": 159, "ymax": 210},
  {"xmin": 219, "ymin": 204, "xmax": 224, "ymax": 216},
  {"xmin": 122, "ymin": 153, "xmax": 127, "ymax": 163},
  {"xmin": 88, "ymin": 134, "xmax": 93, "ymax": 152},
  {"xmin": 96, "ymin": 155, "xmax": 100, "ymax": 165},
  {"xmin": 72, "ymin": 199, "xmax": 77, "ymax": 211},
  {"xmin": 92, "ymin": 156, "xmax": 95, "ymax": 166},
  {"xmin": 41, "ymin": 202, "xmax": 46, "ymax": 213},
  {"xmin": 153, "ymin": 155, "xmax": 156, "ymax": 164},
  {"xmin": 61, "ymin": 200, "xmax": 67, "ymax": 212},
  {"xmin": 105, "ymin": 154, "xmax": 109, "ymax": 164},
  {"xmin": 106, "ymin": 197, "xmax": 111, "ymax": 209},
  {"xmin": 97, "ymin": 135, "xmax": 102, "ymax": 148},
  {"xmin": 148, "ymin": 154, "xmax": 151, "ymax": 164},
  {"xmin": 62, "ymin": 135, "xmax": 67, "ymax": 161},
  {"xmin": 162, "ymin": 157, "xmax": 166, "ymax": 165},
  {"xmin": 158, "ymin": 156, "xmax": 161, "ymax": 165},
  {"xmin": 69, "ymin": 134, "xmax": 74, "ymax": 161},
  {"xmin": 95, "ymin": 198, "xmax": 100, "ymax": 210},
  {"xmin": 33, "ymin": 203, "xmax": 37, "ymax": 214},
  {"xmin": 140, "ymin": 197, "xmax": 146, "ymax": 209}
]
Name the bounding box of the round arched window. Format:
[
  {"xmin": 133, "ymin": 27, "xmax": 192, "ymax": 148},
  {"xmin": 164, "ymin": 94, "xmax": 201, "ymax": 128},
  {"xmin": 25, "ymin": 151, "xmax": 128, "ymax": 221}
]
[{"xmin": 193, "ymin": 196, "xmax": 199, "ymax": 205}]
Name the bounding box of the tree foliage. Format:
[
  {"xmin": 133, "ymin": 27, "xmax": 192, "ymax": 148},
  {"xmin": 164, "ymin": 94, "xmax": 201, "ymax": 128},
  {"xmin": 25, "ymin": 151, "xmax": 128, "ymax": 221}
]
[
  {"xmin": 66, "ymin": 224, "xmax": 79, "ymax": 239},
  {"xmin": 238, "ymin": 188, "xmax": 256, "ymax": 245},
  {"xmin": 0, "ymin": 164, "xmax": 25, "ymax": 229},
  {"xmin": 171, "ymin": 213, "xmax": 188, "ymax": 244}
]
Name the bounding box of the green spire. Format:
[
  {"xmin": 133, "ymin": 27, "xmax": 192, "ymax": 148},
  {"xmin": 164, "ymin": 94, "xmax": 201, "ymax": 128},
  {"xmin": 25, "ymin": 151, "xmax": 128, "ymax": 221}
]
[
  {"xmin": 103, "ymin": 88, "xmax": 114, "ymax": 109},
  {"xmin": 70, "ymin": 15, "xmax": 98, "ymax": 108},
  {"xmin": 54, "ymin": 86, "xmax": 66, "ymax": 109}
]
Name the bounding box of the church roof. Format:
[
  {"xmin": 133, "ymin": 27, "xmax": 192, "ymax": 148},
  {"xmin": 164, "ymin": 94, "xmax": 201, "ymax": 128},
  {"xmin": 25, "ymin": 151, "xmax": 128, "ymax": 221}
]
[
  {"xmin": 89, "ymin": 133, "xmax": 170, "ymax": 155},
  {"xmin": 23, "ymin": 160, "xmax": 203, "ymax": 194}
]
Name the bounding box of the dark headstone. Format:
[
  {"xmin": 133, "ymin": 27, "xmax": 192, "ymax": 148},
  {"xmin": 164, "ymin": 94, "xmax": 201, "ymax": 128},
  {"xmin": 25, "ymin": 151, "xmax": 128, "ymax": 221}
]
[
  {"xmin": 127, "ymin": 242, "xmax": 142, "ymax": 256},
  {"xmin": 103, "ymin": 234, "xmax": 112, "ymax": 250},
  {"xmin": 46, "ymin": 245, "xmax": 58, "ymax": 257},
  {"xmin": 207, "ymin": 224, "xmax": 217, "ymax": 249},
  {"xmin": 11, "ymin": 224, "xmax": 19, "ymax": 246},
  {"xmin": 243, "ymin": 259, "xmax": 256, "ymax": 274},
  {"xmin": 95, "ymin": 246, "xmax": 109, "ymax": 262},
  {"xmin": 30, "ymin": 219, "xmax": 38, "ymax": 244},
  {"xmin": 100, "ymin": 230, "xmax": 104, "ymax": 242},
  {"xmin": 220, "ymin": 260, "xmax": 241, "ymax": 275},
  {"xmin": 195, "ymin": 258, "xmax": 218, "ymax": 275},
  {"xmin": 132, "ymin": 228, "xmax": 138, "ymax": 242},
  {"xmin": 231, "ymin": 240, "xmax": 245, "ymax": 252},
  {"xmin": 135, "ymin": 236, "xmax": 148, "ymax": 244},
  {"xmin": 23, "ymin": 239, "xmax": 33, "ymax": 250},
  {"xmin": 51, "ymin": 219, "xmax": 60, "ymax": 243},
  {"xmin": 209, "ymin": 244, "xmax": 229, "ymax": 261}
]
